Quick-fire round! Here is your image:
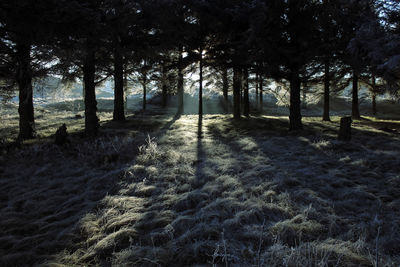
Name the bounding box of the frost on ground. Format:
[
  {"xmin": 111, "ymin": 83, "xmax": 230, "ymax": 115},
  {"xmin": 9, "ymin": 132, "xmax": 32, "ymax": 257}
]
[{"xmin": 1, "ymin": 109, "xmax": 400, "ymax": 266}]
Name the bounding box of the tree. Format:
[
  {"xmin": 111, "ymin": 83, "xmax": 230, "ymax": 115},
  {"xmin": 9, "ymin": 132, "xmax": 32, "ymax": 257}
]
[
  {"xmin": 211, "ymin": 0, "xmax": 252, "ymax": 120},
  {"xmin": 316, "ymin": 0, "xmax": 350, "ymax": 121},
  {"xmin": 103, "ymin": 0, "xmax": 132, "ymax": 121},
  {"xmin": 357, "ymin": 1, "xmax": 400, "ymax": 100},
  {"xmin": 0, "ymin": 0, "xmax": 57, "ymax": 140},
  {"xmin": 151, "ymin": 0, "xmax": 191, "ymax": 115},
  {"xmin": 343, "ymin": 0, "xmax": 379, "ymax": 119},
  {"xmin": 54, "ymin": 0, "xmax": 109, "ymax": 136},
  {"xmin": 266, "ymin": 0, "xmax": 320, "ymax": 130},
  {"xmin": 243, "ymin": 68, "xmax": 250, "ymax": 117}
]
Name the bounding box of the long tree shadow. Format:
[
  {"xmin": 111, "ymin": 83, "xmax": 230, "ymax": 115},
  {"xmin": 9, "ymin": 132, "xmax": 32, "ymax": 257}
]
[
  {"xmin": 206, "ymin": 116, "xmax": 400, "ymax": 263},
  {"xmin": 4, "ymin": 113, "xmax": 398, "ymax": 266},
  {"xmin": 195, "ymin": 115, "xmax": 206, "ymax": 188},
  {"xmin": 0, "ymin": 108, "xmax": 185, "ymax": 266},
  {"xmin": 44, "ymin": 113, "xmax": 221, "ymax": 266},
  {"xmin": 0, "ymin": 140, "xmax": 134, "ymax": 266}
]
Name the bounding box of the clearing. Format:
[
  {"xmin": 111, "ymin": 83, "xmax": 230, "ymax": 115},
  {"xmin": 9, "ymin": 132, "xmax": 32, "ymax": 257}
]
[{"xmin": 1, "ymin": 103, "xmax": 400, "ymax": 266}]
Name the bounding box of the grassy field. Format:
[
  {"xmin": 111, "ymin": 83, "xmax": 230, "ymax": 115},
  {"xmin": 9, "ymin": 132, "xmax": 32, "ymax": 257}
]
[{"xmin": 1, "ymin": 100, "xmax": 400, "ymax": 266}]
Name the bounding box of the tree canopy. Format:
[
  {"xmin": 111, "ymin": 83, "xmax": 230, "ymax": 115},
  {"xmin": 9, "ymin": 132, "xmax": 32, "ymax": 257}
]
[{"xmin": 0, "ymin": 0, "xmax": 398, "ymax": 138}]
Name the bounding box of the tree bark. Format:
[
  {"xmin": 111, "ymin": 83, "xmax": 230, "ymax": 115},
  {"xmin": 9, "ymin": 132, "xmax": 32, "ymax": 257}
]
[
  {"xmin": 259, "ymin": 74, "xmax": 263, "ymax": 112},
  {"xmin": 233, "ymin": 66, "xmax": 242, "ymax": 120},
  {"xmin": 302, "ymin": 84, "xmax": 307, "ymax": 109},
  {"xmin": 289, "ymin": 70, "xmax": 303, "ymax": 131},
  {"xmin": 142, "ymin": 78, "xmax": 147, "ymax": 110},
  {"xmin": 113, "ymin": 43, "xmax": 125, "ymax": 121},
  {"xmin": 352, "ymin": 70, "xmax": 361, "ymax": 119},
  {"xmin": 83, "ymin": 40, "xmax": 99, "ymax": 136},
  {"xmin": 322, "ymin": 59, "xmax": 331, "ymax": 121},
  {"xmin": 124, "ymin": 62, "xmax": 128, "ymax": 112},
  {"xmin": 161, "ymin": 62, "xmax": 168, "ymax": 108},
  {"xmin": 199, "ymin": 50, "xmax": 203, "ymax": 117},
  {"xmin": 372, "ymin": 94, "xmax": 377, "ymax": 115},
  {"xmin": 255, "ymin": 72, "xmax": 259, "ymax": 109},
  {"xmin": 372, "ymin": 75, "xmax": 377, "ymax": 115},
  {"xmin": 222, "ymin": 66, "xmax": 228, "ymax": 103},
  {"xmin": 16, "ymin": 42, "xmax": 36, "ymax": 140},
  {"xmin": 177, "ymin": 46, "xmax": 184, "ymax": 114},
  {"xmin": 243, "ymin": 68, "xmax": 249, "ymax": 117}
]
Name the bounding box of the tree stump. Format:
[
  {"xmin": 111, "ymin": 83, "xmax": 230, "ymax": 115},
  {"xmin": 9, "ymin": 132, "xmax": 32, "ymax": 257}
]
[
  {"xmin": 338, "ymin": 117, "xmax": 352, "ymax": 141},
  {"xmin": 55, "ymin": 124, "xmax": 69, "ymax": 145}
]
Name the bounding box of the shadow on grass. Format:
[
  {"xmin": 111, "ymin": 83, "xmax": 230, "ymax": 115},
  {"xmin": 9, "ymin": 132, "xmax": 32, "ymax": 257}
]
[
  {"xmin": 0, "ymin": 111, "xmax": 185, "ymax": 266},
  {"xmin": 205, "ymin": 115, "xmax": 400, "ymax": 262},
  {"xmin": 2, "ymin": 112, "xmax": 399, "ymax": 266}
]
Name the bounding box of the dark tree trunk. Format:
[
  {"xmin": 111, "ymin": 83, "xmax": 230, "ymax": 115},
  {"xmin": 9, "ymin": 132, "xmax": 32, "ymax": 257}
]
[
  {"xmin": 352, "ymin": 70, "xmax": 360, "ymax": 119},
  {"xmin": 243, "ymin": 68, "xmax": 249, "ymax": 117},
  {"xmin": 222, "ymin": 66, "xmax": 228, "ymax": 103},
  {"xmin": 240, "ymin": 83, "xmax": 243, "ymax": 105},
  {"xmin": 162, "ymin": 62, "xmax": 168, "ymax": 108},
  {"xmin": 142, "ymin": 71, "xmax": 147, "ymax": 111},
  {"xmin": 113, "ymin": 44, "xmax": 125, "ymax": 121},
  {"xmin": 259, "ymin": 74, "xmax": 263, "ymax": 112},
  {"xmin": 372, "ymin": 94, "xmax": 377, "ymax": 115},
  {"xmin": 372, "ymin": 76, "xmax": 377, "ymax": 115},
  {"xmin": 124, "ymin": 62, "xmax": 128, "ymax": 112},
  {"xmin": 255, "ymin": 72, "xmax": 259, "ymax": 109},
  {"xmin": 240, "ymin": 71, "xmax": 244, "ymax": 106},
  {"xmin": 233, "ymin": 67, "xmax": 242, "ymax": 120},
  {"xmin": 83, "ymin": 41, "xmax": 99, "ymax": 136},
  {"xmin": 302, "ymin": 84, "xmax": 307, "ymax": 109},
  {"xmin": 177, "ymin": 46, "xmax": 184, "ymax": 114},
  {"xmin": 199, "ymin": 50, "xmax": 203, "ymax": 117},
  {"xmin": 323, "ymin": 59, "xmax": 331, "ymax": 121},
  {"xmin": 143, "ymin": 82, "xmax": 147, "ymax": 110},
  {"xmin": 289, "ymin": 70, "xmax": 303, "ymax": 131},
  {"xmin": 16, "ymin": 42, "xmax": 36, "ymax": 140}
]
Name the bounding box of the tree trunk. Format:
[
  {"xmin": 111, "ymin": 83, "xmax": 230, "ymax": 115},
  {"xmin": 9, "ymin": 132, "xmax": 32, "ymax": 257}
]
[
  {"xmin": 124, "ymin": 62, "xmax": 128, "ymax": 112},
  {"xmin": 372, "ymin": 94, "xmax": 377, "ymax": 115},
  {"xmin": 113, "ymin": 44, "xmax": 125, "ymax": 121},
  {"xmin": 143, "ymin": 83, "xmax": 146, "ymax": 110},
  {"xmin": 322, "ymin": 59, "xmax": 331, "ymax": 121},
  {"xmin": 162, "ymin": 62, "xmax": 168, "ymax": 108},
  {"xmin": 233, "ymin": 66, "xmax": 242, "ymax": 120},
  {"xmin": 199, "ymin": 50, "xmax": 203, "ymax": 117},
  {"xmin": 372, "ymin": 75, "xmax": 377, "ymax": 115},
  {"xmin": 222, "ymin": 66, "xmax": 228, "ymax": 103},
  {"xmin": 289, "ymin": 70, "xmax": 303, "ymax": 131},
  {"xmin": 83, "ymin": 40, "xmax": 99, "ymax": 136},
  {"xmin": 302, "ymin": 84, "xmax": 307, "ymax": 109},
  {"xmin": 142, "ymin": 72, "xmax": 147, "ymax": 110},
  {"xmin": 243, "ymin": 68, "xmax": 249, "ymax": 117},
  {"xmin": 240, "ymin": 71, "xmax": 244, "ymax": 107},
  {"xmin": 177, "ymin": 46, "xmax": 184, "ymax": 114},
  {"xmin": 352, "ymin": 70, "xmax": 360, "ymax": 119},
  {"xmin": 255, "ymin": 72, "xmax": 259, "ymax": 109},
  {"xmin": 259, "ymin": 74, "xmax": 263, "ymax": 112},
  {"xmin": 16, "ymin": 42, "xmax": 36, "ymax": 140}
]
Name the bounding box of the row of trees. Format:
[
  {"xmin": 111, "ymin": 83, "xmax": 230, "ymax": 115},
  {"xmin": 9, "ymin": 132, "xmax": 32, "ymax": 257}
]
[{"xmin": 1, "ymin": 0, "xmax": 399, "ymax": 139}]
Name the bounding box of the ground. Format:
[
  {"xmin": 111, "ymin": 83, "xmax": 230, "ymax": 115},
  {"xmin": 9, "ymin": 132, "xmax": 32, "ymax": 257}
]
[{"xmin": 0, "ymin": 101, "xmax": 400, "ymax": 266}]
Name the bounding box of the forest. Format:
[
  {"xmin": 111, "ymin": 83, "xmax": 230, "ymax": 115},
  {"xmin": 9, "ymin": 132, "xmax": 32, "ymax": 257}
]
[{"xmin": 1, "ymin": 0, "xmax": 400, "ymax": 266}]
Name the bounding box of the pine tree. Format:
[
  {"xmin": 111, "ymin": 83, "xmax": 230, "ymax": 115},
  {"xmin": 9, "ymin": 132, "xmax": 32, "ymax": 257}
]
[
  {"xmin": 54, "ymin": 0, "xmax": 108, "ymax": 136},
  {"xmin": 0, "ymin": 0, "xmax": 58, "ymax": 140}
]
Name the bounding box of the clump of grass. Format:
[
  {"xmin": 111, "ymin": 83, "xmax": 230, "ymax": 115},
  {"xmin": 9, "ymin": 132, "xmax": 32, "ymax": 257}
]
[{"xmin": 137, "ymin": 135, "xmax": 161, "ymax": 164}]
